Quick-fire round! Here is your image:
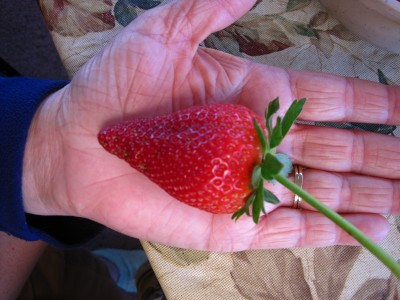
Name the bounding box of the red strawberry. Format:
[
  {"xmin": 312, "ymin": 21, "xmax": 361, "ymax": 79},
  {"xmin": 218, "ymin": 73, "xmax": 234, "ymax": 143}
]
[{"xmin": 98, "ymin": 104, "xmax": 265, "ymax": 214}]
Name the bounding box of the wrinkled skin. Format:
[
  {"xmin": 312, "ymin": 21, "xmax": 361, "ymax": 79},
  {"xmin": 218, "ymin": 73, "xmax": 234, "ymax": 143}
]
[{"xmin": 23, "ymin": 0, "xmax": 400, "ymax": 252}]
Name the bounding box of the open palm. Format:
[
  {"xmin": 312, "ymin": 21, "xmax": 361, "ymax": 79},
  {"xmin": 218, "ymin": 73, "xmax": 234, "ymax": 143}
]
[{"xmin": 26, "ymin": 0, "xmax": 400, "ymax": 251}]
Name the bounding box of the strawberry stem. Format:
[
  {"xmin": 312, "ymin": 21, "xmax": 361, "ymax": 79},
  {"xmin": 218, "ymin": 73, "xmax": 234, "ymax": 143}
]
[{"xmin": 274, "ymin": 173, "xmax": 400, "ymax": 278}]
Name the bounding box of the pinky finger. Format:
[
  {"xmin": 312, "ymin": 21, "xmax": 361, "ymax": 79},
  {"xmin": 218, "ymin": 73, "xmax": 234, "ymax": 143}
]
[{"xmin": 252, "ymin": 208, "xmax": 390, "ymax": 249}]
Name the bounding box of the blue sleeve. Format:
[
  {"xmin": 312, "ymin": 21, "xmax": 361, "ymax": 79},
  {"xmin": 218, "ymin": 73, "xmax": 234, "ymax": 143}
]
[{"xmin": 0, "ymin": 77, "xmax": 103, "ymax": 247}]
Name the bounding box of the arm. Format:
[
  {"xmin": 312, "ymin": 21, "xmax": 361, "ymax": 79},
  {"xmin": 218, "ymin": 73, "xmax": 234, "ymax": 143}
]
[
  {"xmin": 0, "ymin": 232, "xmax": 46, "ymax": 300},
  {"xmin": 0, "ymin": 77, "xmax": 102, "ymax": 246}
]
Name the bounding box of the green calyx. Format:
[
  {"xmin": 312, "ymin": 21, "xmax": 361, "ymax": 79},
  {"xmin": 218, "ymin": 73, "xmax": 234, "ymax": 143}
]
[{"xmin": 232, "ymin": 97, "xmax": 306, "ymax": 224}]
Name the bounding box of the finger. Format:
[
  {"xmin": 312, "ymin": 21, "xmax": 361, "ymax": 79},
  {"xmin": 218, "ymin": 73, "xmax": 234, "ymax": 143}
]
[
  {"xmin": 288, "ymin": 70, "xmax": 400, "ymax": 125},
  {"xmin": 275, "ymin": 169, "xmax": 400, "ymax": 215},
  {"xmin": 133, "ymin": 0, "xmax": 257, "ymax": 45},
  {"xmin": 280, "ymin": 125, "xmax": 400, "ymax": 179},
  {"xmin": 245, "ymin": 208, "xmax": 390, "ymax": 250}
]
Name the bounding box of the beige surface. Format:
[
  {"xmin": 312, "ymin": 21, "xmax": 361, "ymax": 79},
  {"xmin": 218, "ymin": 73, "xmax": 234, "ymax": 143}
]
[
  {"xmin": 142, "ymin": 217, "xmax": 400, "ymax": 299},
  {"xmin": 38, "ymin": 0, "xmax": 400, "ymax": 298},
  {"xmin": 320, "ymin": 0, "xmax": 400, "ymax": 55}
]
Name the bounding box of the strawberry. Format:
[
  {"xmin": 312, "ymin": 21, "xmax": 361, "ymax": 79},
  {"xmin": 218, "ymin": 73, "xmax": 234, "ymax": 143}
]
[
  {"xmin": 98, "ymin": 99, "xmax": 400, "ymax": 278},
  {"xmin": 98, "ymin": 104, "xmax": 266, "ymax": 215}
]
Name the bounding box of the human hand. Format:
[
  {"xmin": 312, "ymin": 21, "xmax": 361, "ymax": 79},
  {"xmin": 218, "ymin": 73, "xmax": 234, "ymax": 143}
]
[{"xmin": 23, "ymin": 0, "xmax": 399, "ymax": 251}]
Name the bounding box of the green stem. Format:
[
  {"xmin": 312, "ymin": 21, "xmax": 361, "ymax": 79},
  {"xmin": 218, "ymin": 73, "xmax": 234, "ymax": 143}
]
[{"xmin": 274, "ymin": 173, "xmax": 400, "ymax": 278}]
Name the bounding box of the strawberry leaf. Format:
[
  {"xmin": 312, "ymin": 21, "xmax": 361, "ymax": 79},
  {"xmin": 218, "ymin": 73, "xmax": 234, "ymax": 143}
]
[
  {"xmin": 253, "ymin": 119, "xmax": 268, "ymax": 157},
  {"xmin": 231, "ymin": 207, "xmax": 246, "ymax": 221},
  {"xmin": 269, "ymin": 116, "xmax": 283, "ymax": 149},
  {"xmin": 281, "ymin": 98, "xmax": 306, "ymax": 138},
  {"xmin": 263, "ymin": 189, "xmax": 280, "ymax": 204},
  {"xmin": 252, "ymin": 180, "xmax": 265, "ymax": 223},
  {"xmin": 265, "ymin": 97, "xmax": 280, "ymax": 136},
  {"xmin": 234, "ymin": 98, "xmax": 306, "ymax": 224},
  {"xmin": 232, "ymin": 191, "xmax": 256, "ymax": 221},
  {"xmin": 261, "ymin": 153, "xmax": 284, "ymax": 180},
  {"xmin": 251, "ymin": 165, "xmax": 262, "ymax": 189},
  {"xmin": 245, "ymin": 192, "xmax": 256, "ymax": 216}
]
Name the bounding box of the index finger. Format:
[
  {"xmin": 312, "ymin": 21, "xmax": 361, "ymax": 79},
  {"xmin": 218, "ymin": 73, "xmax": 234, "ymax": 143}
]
[{"xmin": 288, "ymin": 70, "xmax": 400, "ymax": 125}]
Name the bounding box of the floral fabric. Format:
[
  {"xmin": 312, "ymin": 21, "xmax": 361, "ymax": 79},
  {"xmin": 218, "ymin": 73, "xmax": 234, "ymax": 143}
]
[{"xmin": 38, "ymin": 0, "xmax": 400, "ymax": 299}]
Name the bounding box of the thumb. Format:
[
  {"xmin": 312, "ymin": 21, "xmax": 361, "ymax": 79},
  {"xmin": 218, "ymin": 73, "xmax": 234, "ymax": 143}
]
[{"xmin": 131, "ymin": 0, "xmax": 257, "ymax": 46}]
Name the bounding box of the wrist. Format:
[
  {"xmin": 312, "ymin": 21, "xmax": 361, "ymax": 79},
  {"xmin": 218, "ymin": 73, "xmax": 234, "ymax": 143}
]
[{"xmin": 22, "ymin": 88, "xmax": 66, "ymax": 216}]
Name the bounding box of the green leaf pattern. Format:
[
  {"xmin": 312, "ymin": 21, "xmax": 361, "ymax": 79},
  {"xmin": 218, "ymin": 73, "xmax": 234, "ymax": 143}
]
[
  {"xmin": 114, "ymin": 0, "xmax": 161, "ymax": 26},
  {"xmin": 203, "ymin": 0, "xmax": 363, "ymax": 59},
  {"xmin": 286, "ymin": 0, "xmax": 312, "ymax": 12}
]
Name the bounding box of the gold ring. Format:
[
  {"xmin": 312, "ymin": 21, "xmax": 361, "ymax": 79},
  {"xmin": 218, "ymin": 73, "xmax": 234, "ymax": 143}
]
[{"xmin": 293, "ymin": 165, "xmax": 304, "ymax": 209}]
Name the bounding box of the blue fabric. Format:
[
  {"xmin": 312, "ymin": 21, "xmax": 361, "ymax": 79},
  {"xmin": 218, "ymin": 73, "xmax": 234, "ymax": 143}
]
[{"xmin": 0, "ymin": 77, "xmax": 103, "ymax": 246}]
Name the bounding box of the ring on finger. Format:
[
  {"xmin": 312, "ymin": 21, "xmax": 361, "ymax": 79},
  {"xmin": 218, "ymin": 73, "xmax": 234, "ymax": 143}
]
[{"xmin": 293, "ymin": 165, "xmax": 304, "ymax": 209}]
